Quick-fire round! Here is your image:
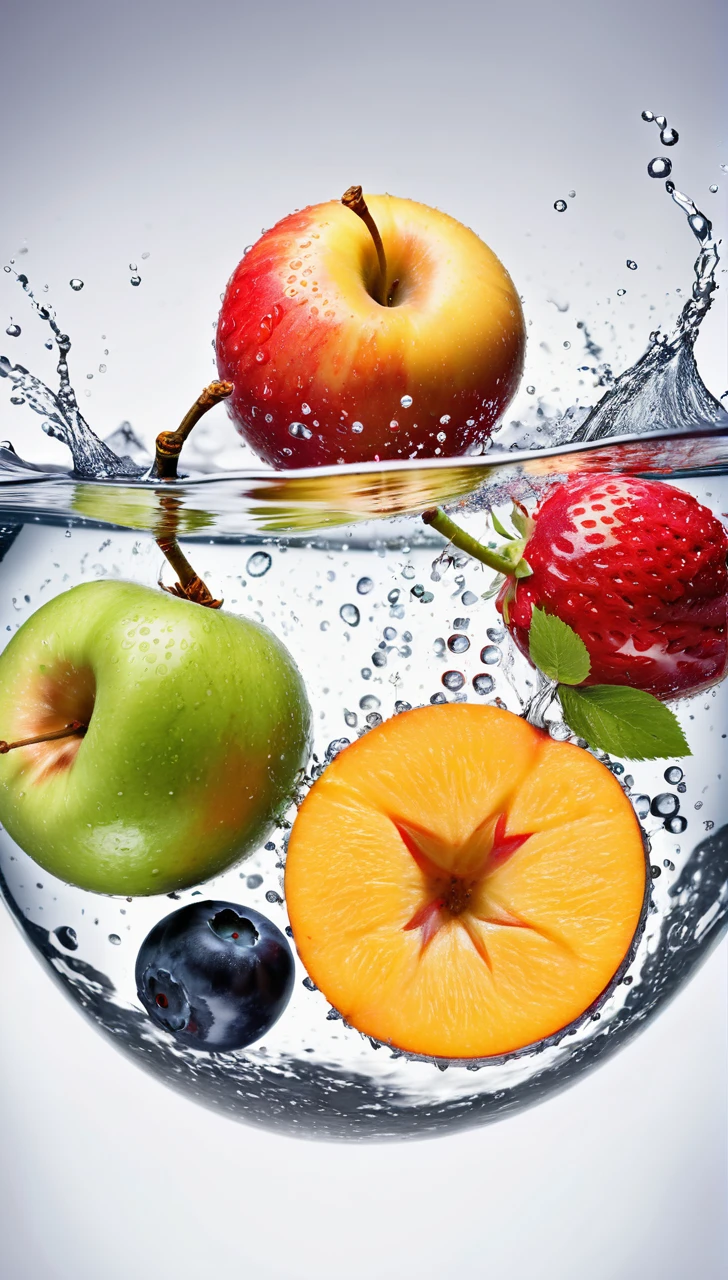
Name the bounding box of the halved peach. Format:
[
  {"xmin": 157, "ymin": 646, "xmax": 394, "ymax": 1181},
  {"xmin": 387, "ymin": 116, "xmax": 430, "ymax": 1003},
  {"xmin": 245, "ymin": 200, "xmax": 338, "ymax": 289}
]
[{"xmin": 285, "ymin": 705, "xmax": 647, "ymax": 1059}]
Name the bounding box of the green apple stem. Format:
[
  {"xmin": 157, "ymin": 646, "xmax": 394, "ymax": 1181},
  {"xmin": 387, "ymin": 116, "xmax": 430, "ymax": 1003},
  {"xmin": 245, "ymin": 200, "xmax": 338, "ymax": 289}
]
[
  {"xmin": 156, "ymin": 533, "xmax": 223, "ymax": 609},
  {"xmin": 422, "ymin": 507, "xmax": 525, "ymax": 576},
  {"xmin": 0, "ymin": 720, "xmax": 87, "ymax": 754},
  {"xmin": 341, "ymin": 186, "xmax": 388, "ymax": 306},
  {"xmin": 154, "ymin": 380, "xmax": 233, "ymax": 481}
]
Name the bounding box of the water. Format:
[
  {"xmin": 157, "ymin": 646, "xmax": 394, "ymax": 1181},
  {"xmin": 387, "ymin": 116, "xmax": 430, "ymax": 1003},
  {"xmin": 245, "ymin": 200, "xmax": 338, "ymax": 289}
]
[{"xmin": 0, "ymin": 115, "xmax": 726, "ymax": 1139}]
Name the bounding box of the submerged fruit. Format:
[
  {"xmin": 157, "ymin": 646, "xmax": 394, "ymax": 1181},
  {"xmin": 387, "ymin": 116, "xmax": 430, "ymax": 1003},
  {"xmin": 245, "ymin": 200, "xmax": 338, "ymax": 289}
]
[
  {"xmin": 136, "ymin": 900, "xmax": 295, "ymax": 1051},
  {"xmin": 498, "ymin": 474, "xmax": 728, "ymax": 699},
  {"xmin": 286, "ymin": 704, "xmax": 646, "ymax": 1060}
]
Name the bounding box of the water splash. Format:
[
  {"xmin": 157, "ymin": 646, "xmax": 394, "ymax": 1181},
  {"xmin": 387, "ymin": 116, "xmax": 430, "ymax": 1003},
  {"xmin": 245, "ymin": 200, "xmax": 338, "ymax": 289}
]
[
  {"xmin": 575, "ymin": 125, "xmax": 725, "ymax": 443},
  {"xmin": 0, "ymin": 269, "xmax": 144, "ymax": 478}
]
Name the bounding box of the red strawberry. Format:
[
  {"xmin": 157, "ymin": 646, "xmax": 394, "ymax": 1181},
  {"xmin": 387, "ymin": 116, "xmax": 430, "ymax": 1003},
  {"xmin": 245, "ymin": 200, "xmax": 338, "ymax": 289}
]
[{"xmin": 497, "ymin": 474, "xmax": 728, "ymax": 699}]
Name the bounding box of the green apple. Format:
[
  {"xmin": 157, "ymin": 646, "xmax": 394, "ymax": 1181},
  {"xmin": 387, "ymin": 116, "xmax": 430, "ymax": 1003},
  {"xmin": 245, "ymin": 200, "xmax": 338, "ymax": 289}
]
[{"xmin": 0, "ymin": 580, "xmax": 311, "ymax": 895}]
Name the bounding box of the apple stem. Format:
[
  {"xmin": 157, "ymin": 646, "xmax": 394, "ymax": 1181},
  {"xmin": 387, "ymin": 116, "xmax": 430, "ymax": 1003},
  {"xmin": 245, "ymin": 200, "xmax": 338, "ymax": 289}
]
[
  {"xmin": 422, "ymin": 507, "xmax": 522, "ymax": 576},
  {"xmin": 156, "ymin": 533, "xmax": 223, "ymax": 609},
  {"xmin": 0, "ymin": 721, "xmax": 87, "ymax": 754},
  {"xmin": 341, "ymin": 186, "xmax": 388, "ymax": 306},
  {"xmin": 154, "ymin": 381, "xmax": 234, "ymax": 481}
]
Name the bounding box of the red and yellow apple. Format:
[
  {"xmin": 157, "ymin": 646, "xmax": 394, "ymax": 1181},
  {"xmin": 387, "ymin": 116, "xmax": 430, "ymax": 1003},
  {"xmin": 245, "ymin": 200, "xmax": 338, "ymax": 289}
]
[{"xmin": 216, "ymin": 193, "xmax": 526, "ymax": 468}]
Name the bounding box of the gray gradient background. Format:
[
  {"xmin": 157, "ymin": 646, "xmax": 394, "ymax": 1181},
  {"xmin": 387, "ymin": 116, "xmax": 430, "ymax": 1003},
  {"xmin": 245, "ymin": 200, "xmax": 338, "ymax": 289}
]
[{"xmin": 1, "ymin": 1, "xmax": 727, "ymax": 1277}]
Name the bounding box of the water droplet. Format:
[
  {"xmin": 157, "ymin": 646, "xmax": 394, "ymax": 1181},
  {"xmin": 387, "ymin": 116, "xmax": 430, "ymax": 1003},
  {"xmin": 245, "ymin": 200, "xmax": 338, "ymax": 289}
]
[
  {"xmin": 664, "ymin": 766, "xmax": 683, "ymax": 784},
  {"xmin": 617, "ymin": 288, "xmax": 626, "ymax": 296},
  {"xmin": 439, "ymin": 414, "xmax": 451, "ymax": 425},
  {"xmin": 654, "ymin": 115, "xmax": 667, "ymax": 129},
  {"xmin": 665, "ymin": 815, "xmax": 687, "ymax": 834},
  {"xmin": 709, "ymin": 184, "xmax": 719, "ymax": 194},
  {"xmin": 69, "ymin": 278, "xmax": 84, "ymax": 291},
  {"xmin": 400, "ymin": 394, "xmax": 413, "ymax": 408},
  {"xmin": 626, "ymin": 259, "xmax": 638, "ymax": 271},
  {"xmin": 647, "ymin": 157, "xmax": 672, "ymax": 179},
  {"xmin": 129, "ymin": 262, "xmax": 138, "ymax": 272},
  {"xmin": 288, "ymin": 421, "xmax": 312, "ymax": 440},
  {"xmin": 344, "ymin": 710, "xmax": 358, "ymax": 728},
  {"xmin": 265, "ymin": 890, "xmax": 282, "ymax": 904},
  {"xmin": 326, "ymin": 737, "xmax": 350, "ymax": 760},
  {"xmin": 54, "ymin": 925, "xmax": 78, "ymax": 951},
  {"xmin": 442, "ymin": 670, "xmax": 465, "ymax": 691},
  {"xmin": 486, "ymin": 625, "xmax": 506, "ymax": 643},
  {"xmin": 395, "ymin": 700, "xmax": 412, "ymax": 714},
  {"xmin": 357, "ymin": 577, "xmax": 374, "ymax": 595},
  {"xmin": 301, "ymin": 402, "xmax": 311, "ymax": 415},
  {"xmin": 549, "ymin": 722, "xmax": 571, "ymax": 742},
  {"xmin": 472, "ymin": 673, "xmax": 494, "ymax": 695},
  {"xmin": 568, "ymin": 190, "xmax": 576, "ymax": 199},
  {"xmin": 480, "ymin": 645, "xmax": 501, "ymax": 665},
  {"xmin": 389, "ymin": 419, "xmax": 399, "ymax": 431},
  {"xmin": 430, "ymin": 692, "xmax": 447, "ymax": 704},
  {"xmin": 130, "ymin": 275, "xmax": 141, "ymax": 286},
  {"xmin": 246, "ymin": 551, "xmax": 272, "ymax": 577},
  {"xmin": 10, "ymin": 395, "xmax": 25, "ymax": 406},
  {"xmin": 340, "ymin": 603, "xmax": 360, "ymax": 626},
  {"xmin": 448, "ymin": 634, "xmax": 470, "ymax": 654},
  {"xmin": 461, "ymin": 591, "xmax": 478, "ymax": 607},
  {"xmin": 351, "ymin": 420, "xmax": 364, "ymax": 433},
  {"xmin": 563, "ymin": 340, "xmax": 571, "ymax": 348},
  {"xmin": 108, "ymin": 933, "xmax": 121, "ymax": 945},
  {"xmin": 246, "ymin": 873, "xmax": 263, "ymax": 889},
  {"xmin": 554, "ymin": 200, "xmax": 567, "ymax": 213},
  {"xmin": 526, "ymin": 385, "xmax": 536, "ymax": 395},
  {"xmin": 5, "ymin": 323, "xmax": 20, "ymax": 337},
  {"xmin": 660, "ymin": 127, "xmax": 679, "ymax": 146},
  {"xmin": 651, "ymin": 793, "xmax": 679, "ymax": 818},
  {"xmin": 641, "ymin": 109, "xmax": 654, "ymax": 122},
  {"xmin": 436, "ymin": 431, "xmax": 447, "ymax": 443}
]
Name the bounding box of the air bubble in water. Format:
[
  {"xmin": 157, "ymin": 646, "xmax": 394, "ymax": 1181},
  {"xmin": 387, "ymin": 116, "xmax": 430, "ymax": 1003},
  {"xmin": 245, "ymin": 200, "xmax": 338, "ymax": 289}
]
[
  {"xmin": 447, "ymin": 634, "xmax": 470, "ymax": 654},
  {"xmin": 359, "ymin": 694, "xmax": 381, "ymax": 711},
  {"xmin": 554, "ymin": 200, "xmax": 567, "ymax": 213},
  {"xmin": 400, "ymin": 394, "xmax": 413, "ymax": 408},
  {"xmin": 69, "ymin": 279, "xmax": 84, "ymax": 291},
  {"xmin": 246, "ymin": 551, "xmax": 272, "ymax": 577},
  {"xmin": 647, "ymin": 157, "xmax": 672, "ymax": 179},
  {"xmin": 442, "ymin": 670, "xmax": 464, "ymax": 691},
  {"xmin": 289, "ymin": 421, "xmax": 312, "ymax": 439},
  {"xmin": 437, "ymin": 431, "xmax": 447, "ymax": 443},
  {"xmin": 54, "ymin": 925, "xmax": 78, "ymax": 951},
  {"xmin": 356, "ymin": 577, "xmax": 373, "ymax": 595},
  {"xmin": 301, "ymin": 402, "xmax": 311, "ymax": 415},
  {"xmin": 660, "ymin": 127, "xmax": 679, "ymax": 146},
  {"xmin": 439, "ymin": 414, "xmax": 450, "ymax": 425},
  {"xmin": 626, "ymin": 259, "xmax": 638, "ymax": 270},
  {"xmin": 651, "ymin": 793, "xmax": 679, "ymax": 818},
  {"xmin": 480, "ymin": 645, "xmax": 501, "ymax": 665},
  {"xmin": 472, "ymin": 673, "xmax": 494, "ymax": 695},
  {"xmin": 340, "ymin": 603, "xmax": 360, "ymax": 626},
  {"xmin": 5, "ymin": 323, "xmax": 20, "ymax": 337},
  {"xmin": 352, "ymin": 421, "xmax": 363, "ymax": 433}
]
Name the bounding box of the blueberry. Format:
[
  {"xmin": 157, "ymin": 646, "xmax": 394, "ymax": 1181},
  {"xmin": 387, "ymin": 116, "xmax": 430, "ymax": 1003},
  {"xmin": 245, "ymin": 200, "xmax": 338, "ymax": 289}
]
[{"xmin": 135, "ymin": 900, "xmax": 294, "ymax": 1052}]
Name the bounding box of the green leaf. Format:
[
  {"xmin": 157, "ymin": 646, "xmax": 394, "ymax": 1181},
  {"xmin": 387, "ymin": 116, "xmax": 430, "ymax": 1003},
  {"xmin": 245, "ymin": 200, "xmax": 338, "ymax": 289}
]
[
  {"xmin": 529, "ymin": 608, "xmax": 591, "ymax": 685},
  {"xmin": 491, "ymin": 510, "xmax": 515, "ymax": 540},
  {"xmin": 559, "ymin": 684, "xmax": 691, "ymax": 761}
]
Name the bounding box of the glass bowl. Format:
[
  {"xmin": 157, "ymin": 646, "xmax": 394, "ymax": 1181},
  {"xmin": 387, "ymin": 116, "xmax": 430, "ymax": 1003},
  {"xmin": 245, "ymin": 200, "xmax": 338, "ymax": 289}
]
[{"xmin": 1, "ymin": 425, "xmax": 727, "ymax": 1139}]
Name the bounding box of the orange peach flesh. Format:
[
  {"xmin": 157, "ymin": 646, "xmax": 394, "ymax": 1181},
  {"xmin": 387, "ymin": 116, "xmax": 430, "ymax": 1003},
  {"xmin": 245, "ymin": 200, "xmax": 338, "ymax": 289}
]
[{"xmin": 285, "ymin": 705, "xmax": 646, "ymax": 1060}]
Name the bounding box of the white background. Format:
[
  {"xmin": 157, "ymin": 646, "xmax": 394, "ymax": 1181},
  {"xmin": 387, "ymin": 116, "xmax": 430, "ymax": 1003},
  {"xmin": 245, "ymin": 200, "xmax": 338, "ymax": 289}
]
[{"xmin": 1, "ymin": 1, "xmax": 727, "ymax": 1276}]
